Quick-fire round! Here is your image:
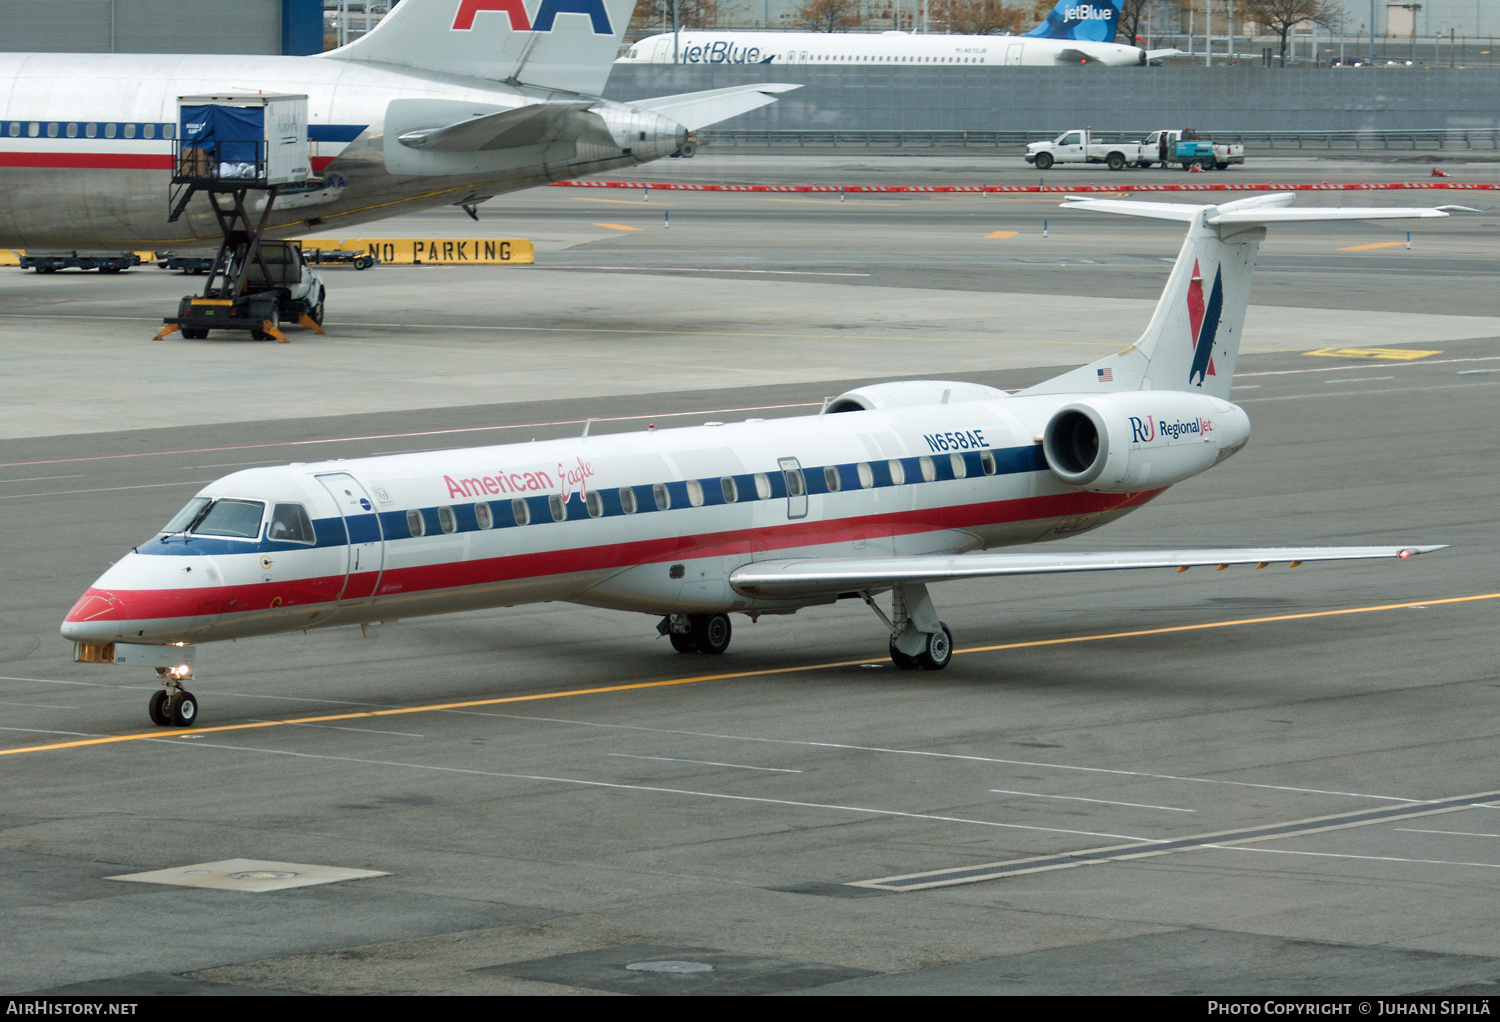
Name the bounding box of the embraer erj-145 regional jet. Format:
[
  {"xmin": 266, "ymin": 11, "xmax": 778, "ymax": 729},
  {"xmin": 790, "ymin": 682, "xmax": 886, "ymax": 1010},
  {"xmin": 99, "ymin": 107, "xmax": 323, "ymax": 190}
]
[
  {"xmin": 619, "ymin": 0, "xmax": 1172, "ymax": 67},
  {"xmin": 65, "ymin": 194, "xmax": 1448, "ymax": 728},
  {"xmin": 0, "ymin": 0, "xmax": 794, "ymax": 250}
]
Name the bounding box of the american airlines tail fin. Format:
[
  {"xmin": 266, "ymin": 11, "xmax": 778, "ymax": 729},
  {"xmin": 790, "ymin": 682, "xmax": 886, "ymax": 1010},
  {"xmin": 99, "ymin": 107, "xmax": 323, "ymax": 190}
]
[
  {"xmin": 1025, "ymin": 0, "xmax": 1122, "ymax": 42},
  {"xmin": 1023, "ymin": 194, "xmax": 1449, "ymax": 400},
  {"xmin": 325, "ymin": 0, "xmax": 635, "ymax": 95}
]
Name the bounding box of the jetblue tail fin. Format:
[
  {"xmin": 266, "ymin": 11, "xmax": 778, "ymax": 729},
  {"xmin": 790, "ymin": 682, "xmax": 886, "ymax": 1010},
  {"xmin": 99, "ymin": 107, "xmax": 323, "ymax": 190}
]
[
  {"xmin": 325, "ymin": 0, "xmax": 635, "ymax": 95},
  {"xmin": 1023, "ymin": 195, "xmax": 1449, "ymax": 400},
  {"xmin": 1024, "ymin": 0, "xmax": 1122, "ymax": 42}
]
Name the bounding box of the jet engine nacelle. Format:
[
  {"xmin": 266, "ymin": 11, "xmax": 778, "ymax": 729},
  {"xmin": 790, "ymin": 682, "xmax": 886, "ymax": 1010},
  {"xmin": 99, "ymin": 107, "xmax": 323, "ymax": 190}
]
[
  {"xmin": 1041, "ymin": 392, "xmax": 1250, "ymax": 492},
  {"xmin": 826, "ymin": 379, "xmax": 1009, "ymax": 413}
]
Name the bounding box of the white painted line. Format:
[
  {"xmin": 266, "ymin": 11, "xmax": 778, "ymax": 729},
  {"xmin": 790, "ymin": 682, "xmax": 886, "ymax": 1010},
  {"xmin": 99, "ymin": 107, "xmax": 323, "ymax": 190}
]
[
  {"xmin": 1240, "ymin": 381, "xmax": 1495, "ymax": 403},
  {"xmin": 155, "ymin": 741, "xmax": 1153, "ymax": 842},
  {"xmin": 1323, "ymin": 376, "xmax": 1395, "ymax": 383},
  {"xmin": 1236, "ymin": 355, "xmax": 1500, "ymax": 378},
  {"xmin": 0, "ymin": 701, "xmax": 77, "ymax": 710},
  {"xmin": 0, "ymin": 675, "xmax": 128, "ymax": 688},
  {"xmin": 460, "ymin": 713, "xmax": 1421, "ymax": 804},
  {"xmin": 1208, "ymin": 844, "xmax": 1500, "ymax": 870},
  {"xmin": 989, "ymin": 789, "xmax": 1195, "ymax": 813},
  {"xmin": 554, "ymin": 266, "xmax": 873, "ymax": 277},
  {"xmin": 609, "ymin": 753, "xmax": 802, "ymax": 774},
  {"xmin": 281, "ymin": 722, "xmax": 426, "ymax": 738},
  {"xmin": 1396, "ymin": 828, "xmax": 1500, "ymax": 838},
  {"xmin": 0, "ymin": 725, "xmax": 95, "ymax": 736},
  {"xmin": 0, "ymin": 474, "xmax": 86, "ymax": 484},
  {"xmin": 0, "ymin": 480, "xmax": 209, "ymax": 500}
]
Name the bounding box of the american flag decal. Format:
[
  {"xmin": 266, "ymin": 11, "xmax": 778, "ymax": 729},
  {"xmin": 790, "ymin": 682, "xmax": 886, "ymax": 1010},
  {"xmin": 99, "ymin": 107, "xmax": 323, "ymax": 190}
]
[{"xmin": 1096, "ymin": 368, "xmax": 1114, "ymax": 382}]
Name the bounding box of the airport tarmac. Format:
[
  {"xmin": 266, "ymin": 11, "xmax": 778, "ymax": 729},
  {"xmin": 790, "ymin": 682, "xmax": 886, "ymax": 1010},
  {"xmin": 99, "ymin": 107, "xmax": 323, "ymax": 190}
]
[{"xmin": 1, "ymin": 155, "xmax": 1497, "ymax": 995}]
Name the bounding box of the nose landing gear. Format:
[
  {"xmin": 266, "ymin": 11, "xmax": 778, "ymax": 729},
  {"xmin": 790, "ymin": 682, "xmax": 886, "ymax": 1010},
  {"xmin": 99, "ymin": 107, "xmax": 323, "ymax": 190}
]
[{"xmin": 151, "ymin": 666, "xmax": 199, "ymax": 727}]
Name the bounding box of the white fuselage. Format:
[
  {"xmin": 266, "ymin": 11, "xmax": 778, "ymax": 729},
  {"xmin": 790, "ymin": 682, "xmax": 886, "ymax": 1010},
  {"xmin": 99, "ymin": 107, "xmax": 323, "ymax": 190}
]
[
  {"xmin": 0, "ymin": 52, "xmax": 682, "ymax": 249},
  {"xmin": 617, "ymin": 31, "xmax": 1146, "ymax": 67},
  {"xmin": 60, "ymin": 389, "xmax": 1195, "ymax": 647}
]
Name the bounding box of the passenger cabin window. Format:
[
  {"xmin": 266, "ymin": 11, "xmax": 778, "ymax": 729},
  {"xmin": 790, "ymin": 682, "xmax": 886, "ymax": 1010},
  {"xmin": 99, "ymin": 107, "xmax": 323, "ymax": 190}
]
[
  {"xmin": 720, "ymin": 476, "xmax": 738, "ymax": 503},
  {"xmin": 406, "ymin": 509, "xmax": 425, "ymax": 537},
  {"xmin": 857, "ymin": 462, "xmax": 874, "ymax": 488},
  {"xmin": 653, "ymin": 483, "xmax": 671, "ymax": 511},
  {"xmin": 620, "ymin": 487, "xmax": 638, "ymax": 514},
  {"xmin": 6, "ymin": 123, "xmax": 17, "ymax": 137},
  {"xmin": 824, "ymin": 465, "xmax": 841, "ymax": 492},
  {"xmin": 548, "ymin": 493, "xmax": 566, "ymax": 522},
  {"xmin": 268, "ymin": 503, "xmax": 315, "ymax": 544},
  {"xmin": 511, "ymin": 498, "xmax": 530, "ymax": 526},
  {"xmin": 104, "ymin": 123, "xmax": 116, "ymax": 138},
  {"xmin": 438, "ymin": 506, "xmax": 456, "ymax": 534},
  {"xmin": 888, "ymin": 459, "xmax": 906, "ymax": 485},
  {"xmin": 123, "ymin": 123, "xmax": 135, "ymax": 138},
  {"xmin": 754, "ymin": 473, "xmax": 772, "ymax": 499},
  {"xmin": 143, "ymin": 123, "xmax": 155, "ymax": 139},
  {"xmin": 475, "ymin": 502, "xmax": 493, "ymax": 529},
  {"xmin": 980, "ymin": 450, "xmax": 997, "ymax": 475},
  {"xmin": 191, "ymin": 499, "xmax": 264, "ymax": 539},
  {"xmin": 950, "ymin": 453, "xmax": 967, "ymax": 479},
  {"xmin": 162, "ymin": 496, "xmax": 211, "ymax": 534},
  {"xmin": 66, "ymin": 123, "xmax": 78, "ymax": 138},
  {"xmin": 919, "ymin": 456, "xmax": 936, "ymax": 482},
  {"xmin": 685, "ymin": 479, "xmax": 704, "ymax": 507},
  {"xmin": 27, "ymin": 122, "xmax": 38, "ymax": 137},
  {"xmin": 85, "ymin": 123, "xmax": 97, "ymax": 138},
  {"xmin": 784, "ymin": 467, "xmax": 806, "ymax": 497},
  {"xmin": 586, "ymin": 491, "xmax": 603, "ymax": 518},
  {"xmin": 46, "ymin": 122, "xmax": 58, "ymax": 137}
]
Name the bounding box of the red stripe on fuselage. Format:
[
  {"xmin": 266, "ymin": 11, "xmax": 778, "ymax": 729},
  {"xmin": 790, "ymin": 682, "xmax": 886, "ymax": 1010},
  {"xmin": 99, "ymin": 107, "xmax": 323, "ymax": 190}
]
[
  {"xmin": 0, "ymin": 152, "xmax": 173, "ymax": 170},
  {"xmin": 67, "ymin": 488, "xmax": 1166, "ymax": 625}
]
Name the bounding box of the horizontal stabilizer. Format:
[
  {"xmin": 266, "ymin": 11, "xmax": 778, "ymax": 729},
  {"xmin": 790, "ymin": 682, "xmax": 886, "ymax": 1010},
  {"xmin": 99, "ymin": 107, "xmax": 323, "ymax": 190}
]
[
  {"xmin": 730, "ymin": 546, "xmax": 1443, "ymax": 600},
  {"xmin": 398, "ymin": 102, "xmax": 596, "ymax": 151},
  {"xmin": 1062, "ymin": 194, "xmax": 1451, "ymax": 225},
  {"xmin": 628, "ymin": 84, "xmax": 800, "ymax": 131}
]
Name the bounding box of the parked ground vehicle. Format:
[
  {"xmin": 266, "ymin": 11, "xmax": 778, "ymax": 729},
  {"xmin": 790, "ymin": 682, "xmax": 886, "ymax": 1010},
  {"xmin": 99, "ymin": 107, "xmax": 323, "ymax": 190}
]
[
  {"xmin": 1025, "ymin": 128, "xmax": 1148, "ymax": 171},
  {"xmin": 20, "ymin": 251, "xmax": 139, "ymax": 273},
  {"xmin": 1141, "ymin": 129, "xmax": 1246, "ymax": 170},
  {"xmin": 165, "ymin": 241, "xmax": 326, "ymax": 341},
  {"xmin": 155, "ymin": 252, "xmax": 216, "ymax": 274}
]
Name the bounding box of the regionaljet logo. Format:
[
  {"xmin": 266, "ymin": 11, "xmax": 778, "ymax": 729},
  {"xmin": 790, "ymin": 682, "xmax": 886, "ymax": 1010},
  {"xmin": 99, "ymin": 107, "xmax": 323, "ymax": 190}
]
[
  {"xmin": 1185, "ymin": 258, "xmax": 1224, "ymax": 387},
  {"xmin": 451, "ymin": 0, "xmax": 614, "ymax": 34}
]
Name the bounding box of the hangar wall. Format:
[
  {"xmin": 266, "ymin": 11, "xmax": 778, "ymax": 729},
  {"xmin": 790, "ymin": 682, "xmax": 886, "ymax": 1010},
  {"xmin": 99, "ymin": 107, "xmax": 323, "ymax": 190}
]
[
  {"xmin": 0, "ymin": 0, "xmax": 311, "ymax": 55},
  {"xmin": 604, "ymin": 66, "xmax": 1500, "ymax": 133}
]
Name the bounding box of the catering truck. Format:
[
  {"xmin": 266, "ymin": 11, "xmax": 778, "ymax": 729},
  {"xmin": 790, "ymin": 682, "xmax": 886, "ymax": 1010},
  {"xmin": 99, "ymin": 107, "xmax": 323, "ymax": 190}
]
[{"xmin": 1024, "ymin": 128, "xmax": 1148, "ymax": 171}]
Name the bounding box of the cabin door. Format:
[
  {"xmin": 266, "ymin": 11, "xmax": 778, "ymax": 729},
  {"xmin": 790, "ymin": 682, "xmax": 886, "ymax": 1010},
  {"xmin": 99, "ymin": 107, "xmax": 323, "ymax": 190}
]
[
  {"xmin": 1006, "ymin": 43, "xmax": 1024, "ymax": 65},
  {"xmin": 316, "ymin": 472, "xmax": 386, "ymax": 603},
  {"xmin": 778, "ymin": 457, "xmax": 808, "ymax": 520}
]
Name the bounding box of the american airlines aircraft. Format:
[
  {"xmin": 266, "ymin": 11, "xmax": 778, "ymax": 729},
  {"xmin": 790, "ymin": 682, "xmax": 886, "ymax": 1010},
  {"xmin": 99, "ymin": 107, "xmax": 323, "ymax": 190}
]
[
  {"xmin": 63, "ymin": 195, "xmax": 1446, "ymax": 727},
  {"xmin": 0, "ymin": 0, "xmax": 794, "ymax": 250},
  {"xmin": 618, "ymin": 0, "xmax": 1169, "ymax": 68}
]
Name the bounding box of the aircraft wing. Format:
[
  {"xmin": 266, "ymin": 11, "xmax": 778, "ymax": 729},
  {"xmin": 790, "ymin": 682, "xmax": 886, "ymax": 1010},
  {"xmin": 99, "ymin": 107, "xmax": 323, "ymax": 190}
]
[
  {"xmin": 729, "ymin": 546, "xmax": 1443, "ymax": 600},
  {"xmin": 397, "ymin": 102, "xmax": 598, "ymax": 151},
  {"xmin": 1145, "ymin": 48, "xmax": 1184, "ymax": 61},
  {"xmin": 627, "ymin": 84, "xmax": 801, "ymax": 131}
]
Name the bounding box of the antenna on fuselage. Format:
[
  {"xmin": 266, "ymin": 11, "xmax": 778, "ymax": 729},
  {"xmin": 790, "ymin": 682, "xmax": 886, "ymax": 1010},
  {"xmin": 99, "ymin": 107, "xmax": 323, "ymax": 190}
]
[{"xmin": 582, "ymin": 418, "xmax": 595, "ymax": 437}]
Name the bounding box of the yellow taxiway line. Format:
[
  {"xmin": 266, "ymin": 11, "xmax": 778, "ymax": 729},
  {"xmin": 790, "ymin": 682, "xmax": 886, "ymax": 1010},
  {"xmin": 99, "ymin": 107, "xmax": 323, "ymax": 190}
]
[
  {"xmin": 3, "ymin": 591, "xmax": 1495, "ymax": 759},
  {"xmin": 1339, "ymin": 241, "xmax": 1407, "ymax": 251}
]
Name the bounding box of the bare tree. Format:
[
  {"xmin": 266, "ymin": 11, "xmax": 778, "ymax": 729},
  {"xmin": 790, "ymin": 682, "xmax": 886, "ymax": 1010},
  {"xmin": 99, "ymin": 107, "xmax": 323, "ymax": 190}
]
[
  {"xmin": 629, "ymin": 0, "xmax": 721, "ymax": 35},
  {"xmin": 1117, "ymin": 0, "xmax": 1150, "ymax": 45},
  {"xmin": 1238, "ymin": 0, "xmax": 1339, "ymax": 64},
  {"xmin": 929, "ymin": 0, "xmax": 1031, "ymax": 35},
  {"xmin": 796, "ymin": 0, "xmax": 864, "ymax": 32}
]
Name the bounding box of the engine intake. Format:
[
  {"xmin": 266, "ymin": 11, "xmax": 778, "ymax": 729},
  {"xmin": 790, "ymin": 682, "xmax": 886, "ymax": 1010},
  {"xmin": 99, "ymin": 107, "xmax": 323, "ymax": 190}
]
[{"xmin": 1041, "ymin": 393, "xmax": 1249, "ymax": 493}]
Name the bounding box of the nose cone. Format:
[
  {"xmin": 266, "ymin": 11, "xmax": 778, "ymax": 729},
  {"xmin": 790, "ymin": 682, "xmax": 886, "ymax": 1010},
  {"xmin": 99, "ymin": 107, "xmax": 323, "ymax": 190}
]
[{"xmin": 61, "ymin": 588, "xmax": 128, "ymax": 641}]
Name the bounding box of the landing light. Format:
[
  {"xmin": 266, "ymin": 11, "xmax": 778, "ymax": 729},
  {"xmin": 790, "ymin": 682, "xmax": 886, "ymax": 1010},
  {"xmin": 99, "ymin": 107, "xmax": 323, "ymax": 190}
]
[{"xmin": 1398, "ymin": 549, "xmax": 1412, "ymax": 559}]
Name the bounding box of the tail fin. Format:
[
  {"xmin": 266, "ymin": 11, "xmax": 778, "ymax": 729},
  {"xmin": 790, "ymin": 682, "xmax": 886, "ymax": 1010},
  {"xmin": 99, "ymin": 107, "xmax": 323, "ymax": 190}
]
[
  {"xmin": 1024, "ymin": 0, "xmax": 1122, "ymax": 42},
  {"xmin": 1023, "ymin": 194, "xmax": 1449, "ymax": 400},
  {"xmin": 325, "ymin": 0, "xmax": 635, "ymax": 95}
]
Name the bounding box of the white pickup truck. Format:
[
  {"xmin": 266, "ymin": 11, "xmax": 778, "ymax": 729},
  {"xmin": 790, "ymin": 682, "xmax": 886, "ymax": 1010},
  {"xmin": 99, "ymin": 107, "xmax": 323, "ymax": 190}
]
[
  {"xmin": 1024, "ymin": 129, "xmax": 1148, "ymax": 171},
  {"xmin": 1141, "ymin": 129, "xmax": 1247, "ymax": 171}
]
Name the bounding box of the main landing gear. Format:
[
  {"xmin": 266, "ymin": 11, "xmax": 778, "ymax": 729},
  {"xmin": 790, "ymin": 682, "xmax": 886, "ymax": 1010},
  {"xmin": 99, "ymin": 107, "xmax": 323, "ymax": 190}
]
[
  {"xmin": 861, "ymin": 582, "xmax": 953, "ymax": 671},
  {"xmin": 149, "ymin": 667, "xmax": 199, "ymax": 727},
  {"xmin": 660, "ymin": 613, "xmax": 732, "ymax": 655}
]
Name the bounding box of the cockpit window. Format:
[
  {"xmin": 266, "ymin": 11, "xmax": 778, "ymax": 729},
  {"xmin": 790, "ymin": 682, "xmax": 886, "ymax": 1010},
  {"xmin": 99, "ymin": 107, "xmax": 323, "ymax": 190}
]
[
  {"xmin": 268, "ymin": 503, "xmax": 315, "ymax": 544},
  {"xmin": 161, "ymin": 497, "xmax": 211, "ymax": 534},
  {"xmin": 191, "ymin": 499, "xmax": 265, "ymax": 539}
]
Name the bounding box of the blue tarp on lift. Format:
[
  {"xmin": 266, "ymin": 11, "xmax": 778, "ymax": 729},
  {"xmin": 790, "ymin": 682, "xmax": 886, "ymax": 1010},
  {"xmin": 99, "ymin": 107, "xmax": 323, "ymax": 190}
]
[{"xmin": 180, "ymin": 105, "xmax": 262, "ymax": 163}]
